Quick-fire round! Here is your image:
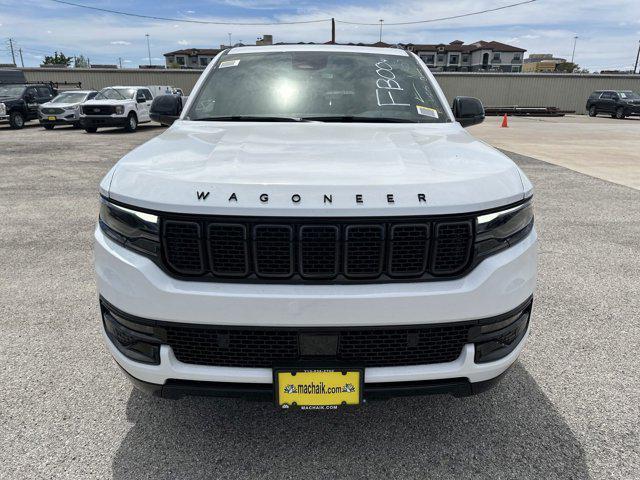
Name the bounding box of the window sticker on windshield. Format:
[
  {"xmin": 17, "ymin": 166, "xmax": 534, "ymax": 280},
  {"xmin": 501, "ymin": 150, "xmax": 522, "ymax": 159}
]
[
  {"xmin": 416, "ymin": 105, "xmax": 438, "ymax": 118},
  {"xmin": 219, "ymin": 59, "xmax": 240, "ymax": 69}
]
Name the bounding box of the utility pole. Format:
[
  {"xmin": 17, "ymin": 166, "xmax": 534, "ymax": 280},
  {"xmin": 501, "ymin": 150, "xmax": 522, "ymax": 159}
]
[
  {"xmin": 8, "ymin": 38, "xmax": 16, "ymax": 66},
  {"xmin": 634, "ymin": 40, "xmax": 640, "ymax": 74},
  {"xmin": 228, "ymin": 33, "xmax": 232, "ymax": 48},
  {"xmin": 331, "ymin": 18, "xmax": 335, "ymax": 44},
  {"xmin": 118, "ymin": 57, "xmax": 123, "ymax": 69},
  {"xmin": 145, "ymin": 33, "xmax": 151, "ymax": 66},
  {"xmin": 18, "ymin": 48, "xmax": 24, "ymax": 67},
  {"xmin": 571, "ymin": 35, "xmax": 578, "ymax": 63},
  {"xmin": 379, "ymin": 19, "xmax": 384, "ymax": 43}
]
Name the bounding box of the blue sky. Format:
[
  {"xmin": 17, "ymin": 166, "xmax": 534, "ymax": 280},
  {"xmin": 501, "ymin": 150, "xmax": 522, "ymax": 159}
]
[{"xmin": 1, "ymin": 0, "xmax": 639, "ymax": 71}]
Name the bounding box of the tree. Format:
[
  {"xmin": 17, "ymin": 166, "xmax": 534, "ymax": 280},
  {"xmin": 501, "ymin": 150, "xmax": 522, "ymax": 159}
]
[
  {"xmin": 554, "ymin": 62, "xmax": 588, "ymax": 73},
  {"xmin": 74, "ymin": 54, "xmax": 89, "ymax": 68},
  {"xmin": 42, "ymin": 51, "xmax": 72, "ymax": 67}
]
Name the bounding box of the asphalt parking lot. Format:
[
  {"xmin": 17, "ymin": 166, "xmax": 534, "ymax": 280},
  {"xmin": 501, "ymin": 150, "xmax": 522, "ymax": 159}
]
[{"xmin": 1, "ymin": 121, "xmax": 639, "ymax": 479}]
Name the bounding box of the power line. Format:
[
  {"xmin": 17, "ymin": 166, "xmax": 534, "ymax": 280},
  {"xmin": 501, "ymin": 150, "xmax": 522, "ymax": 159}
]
[
  {"xmin": 48, "ymin": 0, "xmax": 536, "ymax": 27},
  {"xmin": 336, "ymin": 0, "xmax": 537, "ymax": 26},
  {"xmin": 49, "ymin": 0, "xmax": 331, "ymax": 25}
]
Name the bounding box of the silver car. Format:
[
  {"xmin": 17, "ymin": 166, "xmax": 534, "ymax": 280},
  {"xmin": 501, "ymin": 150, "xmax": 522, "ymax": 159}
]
[{"xmin": 39, "ymin": 90, "xmax": 98, "ymax": 129}]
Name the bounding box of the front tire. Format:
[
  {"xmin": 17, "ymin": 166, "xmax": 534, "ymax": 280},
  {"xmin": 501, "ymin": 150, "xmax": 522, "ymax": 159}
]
[
  {"xmin": 9, "ymin": 111, "xmax": 25, "ymax": 129},
  {"xmin": 615, "ymin": 107, "xmax": 625, "ymax": 120},
  {"xmin": 85, "ymin": 127, "xmax": 98, "ymax": 133},
  {"xmin": 588, "ymin": 105, "xmax": 597, "ymax": 117},
  {"xmin": 124, "ymin": 113, "xmax": 138, "ymax": 132}
]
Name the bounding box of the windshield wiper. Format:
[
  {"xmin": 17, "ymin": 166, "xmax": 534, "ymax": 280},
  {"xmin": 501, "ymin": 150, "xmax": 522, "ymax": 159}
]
[
  {"xmin": 196, "ymin": 116, "xmax": 314, "ymax": 122},
  {"xmin": 301, "ymin": 116, "xmax": 419, "ymax": 123}
]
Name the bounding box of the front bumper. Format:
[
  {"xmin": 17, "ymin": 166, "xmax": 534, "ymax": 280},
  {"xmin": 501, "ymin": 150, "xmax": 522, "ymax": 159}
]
[
  {"xmin": 95, "ymin": 225, "xmax": 537, "ymax": 396},
  {"xmin": 39, "ymin": 111, "xmax": 79, "ymax": 125},
  {"xmin": 81, "ymin": 116, "xmax": 128, "ymax": 128}
]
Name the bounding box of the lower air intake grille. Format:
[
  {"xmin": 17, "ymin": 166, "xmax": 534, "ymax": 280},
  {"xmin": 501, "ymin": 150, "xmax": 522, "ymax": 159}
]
[
  {"xmin": 163, "ymin": 324, "xmax": 470, "ymax": 368},
  {"xmin": 160, "ymin": 215, "xmax": 474, "ymax": 283}
]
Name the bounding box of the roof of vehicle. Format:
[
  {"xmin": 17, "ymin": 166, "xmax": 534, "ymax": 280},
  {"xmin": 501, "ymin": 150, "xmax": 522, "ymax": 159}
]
[
  {"xmin": 0, "ymin": 83, "xmax": 52, "ymax": 87},
  {"xmin": 103, "ymin": 86, "xmax": 149, "ymax": 89},
  {"xmin": 57, "ymin": 90, "xmax": 96, "ymax": 94},
  {"xmin": 227, "ymin": 44, "xmax": 409, "ymax": 56}
]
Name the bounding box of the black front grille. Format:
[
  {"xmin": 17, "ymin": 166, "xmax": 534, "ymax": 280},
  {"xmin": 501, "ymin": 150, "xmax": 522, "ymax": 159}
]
[
  {"xmin": 161, "ymin": 216, "xmax": 473, "ymax": 283},
  {"xmin": 41, "ymin": 107, "xmax": 64, "ymax": 114},
  {"xmin": 82, "ymin": 105, "xmax": 115, "ymax": 115},
  {"xmin": 164, "ymin": 324, "xmax": 470, "ymax": 368}
]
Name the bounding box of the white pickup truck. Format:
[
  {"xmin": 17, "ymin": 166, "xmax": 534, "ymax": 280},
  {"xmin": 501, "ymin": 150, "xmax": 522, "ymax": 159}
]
[
  {"xmin": 95, "ymin": 45, "xmax": 537, "ymax": 407},
  {"xmin": 81, "ymin": 86, "xmax": 171, "ymax": 133}
]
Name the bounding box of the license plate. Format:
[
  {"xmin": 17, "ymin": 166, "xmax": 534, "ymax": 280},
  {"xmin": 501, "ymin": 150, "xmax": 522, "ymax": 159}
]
[
  {"xmin": 275, "ymin": 369, "xmax": 362, "ymax": 410},
  {"xmin": 47, "ymin": 116, "xmax": 56, "ymax": 121}
]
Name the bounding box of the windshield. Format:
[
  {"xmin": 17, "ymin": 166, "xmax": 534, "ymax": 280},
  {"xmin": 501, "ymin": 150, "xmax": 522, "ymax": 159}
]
[
  {"xmin": 619, "ymin": 91, "xmax": 640, "ymax": 100},
  {"xmin": 95, "ymin": 87, "xmax": 136, "ymax": 100},
  {"xmin": 187, "ymin": 51, "xmax": 448, "ymax": 123},
  {"xmin": 51, "ymin": 92, "xmax": 87, "ymax": 103},
  {"xmin": 0, "ymin": 85, "xmax": 26, "ymax": 97}
]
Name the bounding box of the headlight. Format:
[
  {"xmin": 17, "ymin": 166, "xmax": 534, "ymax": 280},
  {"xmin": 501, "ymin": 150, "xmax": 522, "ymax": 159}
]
[
  {"xmin": 99, "ymin": 197, "xmax": 160, "ymax": 256},
  {"xmin": 115, "ymin": 106, "xmax": 124, "ymax": 115},
  {"xmin": 64, "ymin": 105, "xmax": 78, "ymax": 111},
  {"xmin": 475, "ymin": 198, "xmax": 534, "ymax": 257},
  {"xmin": 1, "ymin": 103, "xmax": 7, "ymax": 115}
]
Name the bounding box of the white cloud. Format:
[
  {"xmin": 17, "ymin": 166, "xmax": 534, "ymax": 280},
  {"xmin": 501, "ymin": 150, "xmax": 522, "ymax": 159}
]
[
  {"xmin": 123, "ymin": 60, "xmax": 132, "ymax": 63},
  {"xmin": 177, "ymin": 39, "xmax": 190, "ymax": 45},
  {"xmin": 110, "ymin": 40, "xmax": 131, "ymax": 45},
  {"xmin": 185, "ymin": 10, "xmax": 195, "ymax": 14}
]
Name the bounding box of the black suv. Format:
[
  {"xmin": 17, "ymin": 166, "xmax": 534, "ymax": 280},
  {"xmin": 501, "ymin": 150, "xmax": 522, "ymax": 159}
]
[
  {"xmin": 0, "ymin": 83, "xmax": 57, "ymax": 129},
  {"xmin": 586, "ymin": 90, "xmax": 640, "ymax": 119}
]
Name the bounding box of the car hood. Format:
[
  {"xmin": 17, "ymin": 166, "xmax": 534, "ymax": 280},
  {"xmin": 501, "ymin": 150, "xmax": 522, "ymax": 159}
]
[
  {"xmin": 105, "ymin": 121, "xmax": 529, "ymax": 216},
  {"xmin": 41, "ymin": 101, "xmax": 80, "ymax": 109},
  {"xmin": 0, "ymin": 96, "xmax": 21, "ymax": 104}
]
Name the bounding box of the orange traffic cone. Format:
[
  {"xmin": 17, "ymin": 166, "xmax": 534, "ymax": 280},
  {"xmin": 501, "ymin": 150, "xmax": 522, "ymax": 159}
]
[{"xmin": 501, "ymin": 114, "xmax": 509, "ymax": 128}]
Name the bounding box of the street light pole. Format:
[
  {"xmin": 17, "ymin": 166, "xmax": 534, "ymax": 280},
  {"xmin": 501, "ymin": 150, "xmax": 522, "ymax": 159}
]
[
  {"xmin": 634, "ymin": 40, "xmax": 640, "ymax": 74},
  {"xmin": 145, "ymin": 33, "xmax": 151, "ymax": 66},
  {"xmin": 571, "ymin": 35, "xmax": 578, "ymax": 64},
  {"xmin": 228, "ymin": 33, "xmax": 232, "ymax": 48},
  {"xmin": 379, "ymin": 19, "xmax": 384, "ymax": 43}
]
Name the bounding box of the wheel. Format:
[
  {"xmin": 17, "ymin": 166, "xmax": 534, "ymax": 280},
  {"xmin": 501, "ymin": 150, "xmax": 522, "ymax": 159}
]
[
  {"xmin": 43, "ymin": 124, "xmax": 54, "ymax": 130},
  {"xmin": 588, "ymin": 105, "xmax": 597, "ymax": 117},
  {"xmin": 84, "ymin": 127, "xmax": 98, "ymax": 133},
  {"xmin": 615, "ymin": 107, "xmax": 625, "ymax": 120},
  {"xmin": 124, "ymin": 113, "xmax": 138, "ymax": 132},
  {"xmin": 9, "ymin": 111, "xmax": 25, "ymax": 129}
]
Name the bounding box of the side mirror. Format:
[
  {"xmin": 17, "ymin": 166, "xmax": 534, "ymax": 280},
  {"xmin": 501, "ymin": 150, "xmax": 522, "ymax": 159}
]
[
  {"xmin": 452, "ymin": 96, "xmax": 485, "ymax": 128},
  {"xmin": 150, "ymin": 94, "xmax": 183, "ymax": 126},
  {"xmin": 25, "ymin": 93, "xmax": 35, "ymax": 102},
  {"xmin": 136, "ymin": 95, "xmax": 146, "ymax": 103}
]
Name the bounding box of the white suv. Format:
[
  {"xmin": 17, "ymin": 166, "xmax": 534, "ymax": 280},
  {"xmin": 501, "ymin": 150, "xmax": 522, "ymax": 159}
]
[
  {"xmin": 95, "ymin": 45, "xmax": 537, "ymax": 409},
  {"xmin": 81, "ymin": 86, "xmax": 153, "ymax": 133}
]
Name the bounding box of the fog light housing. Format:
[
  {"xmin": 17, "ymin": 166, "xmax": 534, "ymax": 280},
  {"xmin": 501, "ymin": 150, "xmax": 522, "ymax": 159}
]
[
  {"xmin": 102, "ymin": 305, "xmax": 160, "ymax": 365},
  {"xmin": 470, "ymin": 302, "xmax": 532, "ymax": 363}
]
